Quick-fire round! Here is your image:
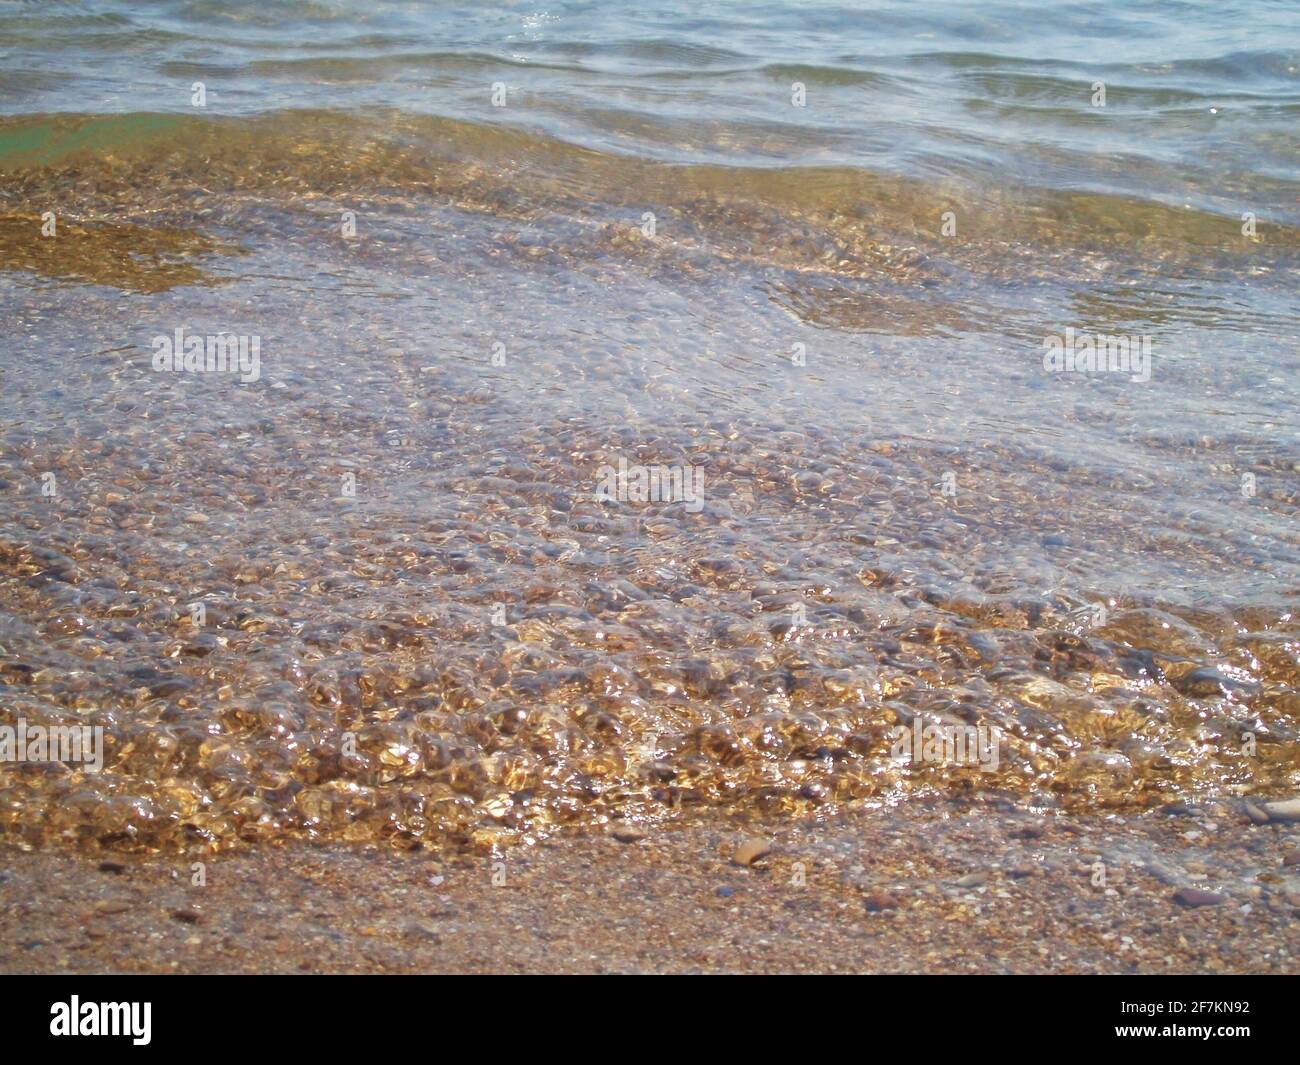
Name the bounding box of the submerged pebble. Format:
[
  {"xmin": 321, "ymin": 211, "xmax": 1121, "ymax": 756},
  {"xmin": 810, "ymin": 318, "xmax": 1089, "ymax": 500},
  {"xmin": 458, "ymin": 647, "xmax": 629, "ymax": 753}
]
[
  {"xmin": 1173, "ymin": 887, "xmax": 1226, "ymax": 908},
  {"xmin": 733, "ymin": 838, "xmax": 774, "ymax": 867}
]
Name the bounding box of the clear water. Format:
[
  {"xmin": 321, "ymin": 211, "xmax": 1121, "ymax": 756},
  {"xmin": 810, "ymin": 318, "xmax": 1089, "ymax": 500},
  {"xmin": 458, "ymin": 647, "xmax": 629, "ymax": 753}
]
[{"xmin": 0, "ymin": 1, "xmax": 1297, "ymax": 852}]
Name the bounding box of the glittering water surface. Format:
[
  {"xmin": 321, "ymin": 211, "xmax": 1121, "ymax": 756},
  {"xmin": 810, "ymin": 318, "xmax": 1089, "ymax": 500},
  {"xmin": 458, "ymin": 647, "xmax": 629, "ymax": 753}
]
[{"xmin": 0, "ymin": 1, "xmax": 1297, "ymax": 853}]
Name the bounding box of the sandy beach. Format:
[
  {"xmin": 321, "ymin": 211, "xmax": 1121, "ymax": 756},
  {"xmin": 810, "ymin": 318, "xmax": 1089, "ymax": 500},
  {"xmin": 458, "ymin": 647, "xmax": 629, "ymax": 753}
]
[{"xmin": 4, "ymin": 797, "xmax": 1297, "ymax": 974}]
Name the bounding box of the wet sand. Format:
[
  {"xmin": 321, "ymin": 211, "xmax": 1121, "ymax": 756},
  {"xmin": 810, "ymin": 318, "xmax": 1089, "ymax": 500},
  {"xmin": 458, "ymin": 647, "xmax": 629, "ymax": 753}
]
[{"xmin": 4, "ymin": 797, "xmax": 1297, "ymax": 974}]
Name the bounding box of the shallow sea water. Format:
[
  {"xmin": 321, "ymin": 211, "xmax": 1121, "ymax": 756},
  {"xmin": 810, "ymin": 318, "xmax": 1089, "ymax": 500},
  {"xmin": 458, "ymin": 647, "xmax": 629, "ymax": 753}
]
[{"xmin": 0, "ymin": 1, "xmax": 1297, "ymax": 852}]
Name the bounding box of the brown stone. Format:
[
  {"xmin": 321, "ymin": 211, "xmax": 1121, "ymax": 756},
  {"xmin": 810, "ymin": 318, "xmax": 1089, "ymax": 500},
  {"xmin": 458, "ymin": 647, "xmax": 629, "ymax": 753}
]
[
  {"xmin": 864, "ymin": 891, "xmax": 899, "ymax": 912},
  {"xmin": 610, "ymin": 826, "xmax": 648, "ymax": 844},
  {"xmin": 732, "ymin": 837, "xmax": 773, "ymax": 867}
]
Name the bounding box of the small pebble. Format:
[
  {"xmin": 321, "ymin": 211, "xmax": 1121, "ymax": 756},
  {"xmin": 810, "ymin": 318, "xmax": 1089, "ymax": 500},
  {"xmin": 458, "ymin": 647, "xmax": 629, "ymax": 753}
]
[
  {"xmin": 732, "ymin": 837, "xmax": 773, "ymax": 867},
  {"xmin": 1173, "ymin": 887, "xmax": 1225, "ymax": 908},
  {"xmin": 1260, "ymin": 799, "xmax": 1300, "ymax": 823},
  {"xmin": 610, "ymin": 826, "xmax": 648, "ymax": 844}
]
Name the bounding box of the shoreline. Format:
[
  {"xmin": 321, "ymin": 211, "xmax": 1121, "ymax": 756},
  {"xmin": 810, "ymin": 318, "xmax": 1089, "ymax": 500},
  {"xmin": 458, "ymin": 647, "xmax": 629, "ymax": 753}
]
[{"xmin": 3, "ymin": 798, "xmax": 1297, "ymax": 974}]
